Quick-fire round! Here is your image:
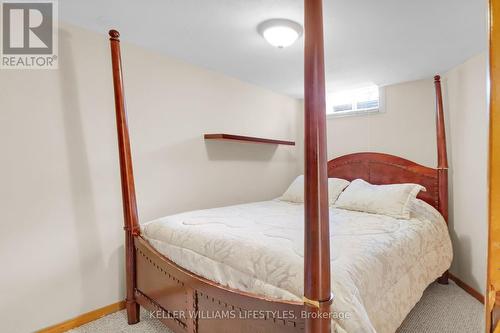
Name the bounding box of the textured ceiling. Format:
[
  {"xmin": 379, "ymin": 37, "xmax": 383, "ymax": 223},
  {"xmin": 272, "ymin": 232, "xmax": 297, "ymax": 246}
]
[{"xmin": 60, "ymin": 0, "xmax": 487, "ymax": 98}]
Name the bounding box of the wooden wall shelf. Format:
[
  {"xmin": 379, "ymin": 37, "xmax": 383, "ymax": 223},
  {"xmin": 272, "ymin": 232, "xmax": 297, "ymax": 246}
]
[{"xmin": 204, "ymin": 133, "xmax": 295, "ymax": 146}]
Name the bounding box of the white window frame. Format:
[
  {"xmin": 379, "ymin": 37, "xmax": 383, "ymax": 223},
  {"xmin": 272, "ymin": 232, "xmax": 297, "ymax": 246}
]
[{"xmin": 327, "ymin": 86, "xmax": 386, "ymax": 119}]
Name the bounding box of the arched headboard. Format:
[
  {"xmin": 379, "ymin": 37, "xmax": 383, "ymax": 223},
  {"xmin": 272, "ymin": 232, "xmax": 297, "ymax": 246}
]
[
  {"xmin": 327, "ymin": 75, "xmax": 449, "ymax": 223},
  {"xmin": 328, "ymin": 152, "xmax": 439, "ymax": 208}
]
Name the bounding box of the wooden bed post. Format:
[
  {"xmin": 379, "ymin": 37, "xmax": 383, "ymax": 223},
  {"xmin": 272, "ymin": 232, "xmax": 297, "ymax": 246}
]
[
  {"xmin": 434, "ymin": 75, "xmax": 449, "ymax": 285},
  {"xmin": 109, "ymin": 29, "xmax": 140, "ymax": 324},
  {"xmin": 434, "ymin": 75, "xmax": 448, "ymax": 223},
  {"xmin": 303, "ymin": 1, "xmax": 332, "ymax": 332}
]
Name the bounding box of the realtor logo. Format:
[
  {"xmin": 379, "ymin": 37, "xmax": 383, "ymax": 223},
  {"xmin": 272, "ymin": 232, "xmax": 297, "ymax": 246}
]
[{"xmin": 1, "ymin": 1, "xmax": 58, "ymax": 69}]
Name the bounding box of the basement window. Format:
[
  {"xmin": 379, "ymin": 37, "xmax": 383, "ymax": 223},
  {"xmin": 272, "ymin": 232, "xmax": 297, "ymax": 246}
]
[{"xmin": 327, "ymin": 85, "xmax": 381, "ymax": 117}]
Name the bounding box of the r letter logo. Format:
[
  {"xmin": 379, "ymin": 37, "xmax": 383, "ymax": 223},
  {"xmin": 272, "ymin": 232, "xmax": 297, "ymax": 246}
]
[{"xmin": 1, "ymin": 1, "xmax": 58, "ymax": 69}]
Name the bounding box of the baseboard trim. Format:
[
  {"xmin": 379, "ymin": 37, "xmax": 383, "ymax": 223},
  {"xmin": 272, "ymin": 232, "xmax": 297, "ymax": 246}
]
[
  {"xmin": 33, "ymin": 275, "xmax": 485, "ymax": 332},
  {"xmin": 37, "ymin": 300, "xmax": 126, "ymax": 333},
  {"xmin": 449, "ymin": 272, "xmax": 484, "ymax": 304}
]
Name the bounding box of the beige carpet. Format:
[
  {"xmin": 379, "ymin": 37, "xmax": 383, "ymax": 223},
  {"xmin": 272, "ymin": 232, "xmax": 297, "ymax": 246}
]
[{"xmin": 68, "ymin": 282, "xmax": 483, "ymax": 333}]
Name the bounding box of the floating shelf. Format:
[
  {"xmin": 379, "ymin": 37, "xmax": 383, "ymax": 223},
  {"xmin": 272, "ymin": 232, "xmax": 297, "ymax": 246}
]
[{"xmin": 204, "ymin": 133, "xmax": 295, "ymax": 146}]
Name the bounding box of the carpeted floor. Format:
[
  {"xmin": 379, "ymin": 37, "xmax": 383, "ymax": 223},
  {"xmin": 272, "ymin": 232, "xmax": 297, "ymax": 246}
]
[{"xmin": 68, "ymin": 282, "xmax": 483, "ymax": 333}]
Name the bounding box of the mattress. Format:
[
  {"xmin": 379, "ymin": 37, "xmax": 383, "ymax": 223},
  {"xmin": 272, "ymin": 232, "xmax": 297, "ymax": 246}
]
[{"xmin": 141, "ymin": 199, "xmax": 452, "ymax": 333}]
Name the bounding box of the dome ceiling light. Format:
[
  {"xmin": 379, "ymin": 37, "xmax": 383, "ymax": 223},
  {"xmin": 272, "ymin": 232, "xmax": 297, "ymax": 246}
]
[{"xmin": 258, "ymin": 19, "xmax": 303, "ymax": 48}]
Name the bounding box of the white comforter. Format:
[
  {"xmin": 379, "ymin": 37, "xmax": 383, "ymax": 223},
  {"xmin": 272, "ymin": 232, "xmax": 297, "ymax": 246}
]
[{"xmin": 141, "ymin": 199, "xmax": 452, "ymax": 333}]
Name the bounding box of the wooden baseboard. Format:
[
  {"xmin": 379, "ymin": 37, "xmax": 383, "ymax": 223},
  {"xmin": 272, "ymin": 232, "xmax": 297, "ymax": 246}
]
[
  {"xmin": 37, "ymin": 300, "xmax": 126, "ymax": 333},
  {"xmin": 449, "ymin": 272, "xmax": 484, "ymax": 304},
  {"xmin": 32, "ymin": 274, "xmax": 484, "ymax": 332}
]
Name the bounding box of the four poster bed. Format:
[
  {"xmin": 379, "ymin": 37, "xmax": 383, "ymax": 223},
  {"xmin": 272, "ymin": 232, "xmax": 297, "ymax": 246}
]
[{"xmin": 108, "ymin": 1, "xmax": 452, "ymax": 332}]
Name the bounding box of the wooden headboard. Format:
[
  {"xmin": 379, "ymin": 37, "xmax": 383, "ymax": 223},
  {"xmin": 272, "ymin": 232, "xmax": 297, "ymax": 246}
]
[
  {"xmin": 327, "ymin": 75, "xmax": 449, "ymax": 223},
  {"xmin": 328, "ymin": 152, "xmax": 439, "ymax": 208}
]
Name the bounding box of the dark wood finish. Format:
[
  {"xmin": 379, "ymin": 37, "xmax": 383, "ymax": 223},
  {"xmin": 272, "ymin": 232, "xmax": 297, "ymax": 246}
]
[
  {"xmin": 328, "ymin": 152, "xmax": 440, "ymax": 208},
  {"xmin": 327, "ymin": 74, "xmax": 450, "ymax": 287},
  {"xmin": 109, "ymin": 29, "xmax": 140, "ymax": 324},
  {"xmin": 109, "ymin": 24, "xmax": 450, "ymax": 332},
  {"xmin": 108, "ymin": 28, "xmax": 306, "ymax": 333},
  {"xmin": 134, "ymin": 236, "xmax": 305, "ymax": 333},
  {"xmin": 204, "ymin": 133, "xmax": 295, "ymax": 146},
  {"xmin": 327, "ymin": 77, "xmax": 448, "ymax": 220},
  {"xmin": 448, "ymin": 273, "xmax": 484, "ymax": 304},
  {"xmin": 303, "ymin": 1, "xmax": 332, "ymax": 332},
  {"xmin": 434, "ymin": 75, "xmax": 450, "ymax": 285},
  {"xmin": 434, "ymin": 75, "xmax": 449, "ymax": 223}
]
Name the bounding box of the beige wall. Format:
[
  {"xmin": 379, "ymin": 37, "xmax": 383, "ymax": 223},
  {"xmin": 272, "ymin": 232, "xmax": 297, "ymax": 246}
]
[
  {"xmin": 443, "ymin": 53, "xmax": 489, "ymax": 294},
  {"xmin": 326, "ymin": 78, "xmax": 437, "ymax": 167},
  {"xmin": 326, "ymin": 53, "xmax": 489, "ymax": 294},
  {"xmin": 0, "ymin": 23, "xmax": 302, "ymax": 333},
  {"xmin": 0, "ymin": 21, "xmax": 488, "ymax": 333}
]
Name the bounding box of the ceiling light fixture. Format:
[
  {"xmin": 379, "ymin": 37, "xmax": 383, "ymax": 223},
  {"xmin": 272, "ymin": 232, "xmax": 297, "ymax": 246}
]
[{"xmin": 258, "ymin": 19, "xmax": 303, "ymax": 48}]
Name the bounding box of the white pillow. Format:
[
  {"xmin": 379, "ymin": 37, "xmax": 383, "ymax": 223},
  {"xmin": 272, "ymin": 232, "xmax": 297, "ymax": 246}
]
[
  {"xmin": 328, "ymin": 178, "xmax": 351, "ymax": 204},
  {"xmin": 280, "ymin": 175, "xmax": 304, "ymax": 203},
  {"xmin": 280, "ymin": 175, "xmax": 350, "ymax": 206},
  {"xmin": 335, "ymin": 179, "xmax": 426, "ymax": 219}
]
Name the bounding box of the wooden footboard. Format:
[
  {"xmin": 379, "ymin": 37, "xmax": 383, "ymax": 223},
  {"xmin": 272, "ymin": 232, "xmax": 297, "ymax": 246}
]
[{"xmin": 134, "ymin": 236, "xmax": 305, "ymax": 333}]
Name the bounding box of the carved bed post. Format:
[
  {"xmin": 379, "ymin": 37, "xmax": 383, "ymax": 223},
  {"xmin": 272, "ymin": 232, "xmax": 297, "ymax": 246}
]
[
  {"xmin": 434, "ymin": 75, "xmax": 449, "ymax": 285},
  {"xmin": 109, "ymin": 30, "xmax": 141, "ymax": 324},
  {"xmin": 303, "ymin": 1, "xmax": 332, "ymax": 332},
  {"xmin": 434, "ymin": 75, "xmax": 449, "ymax": 222}
]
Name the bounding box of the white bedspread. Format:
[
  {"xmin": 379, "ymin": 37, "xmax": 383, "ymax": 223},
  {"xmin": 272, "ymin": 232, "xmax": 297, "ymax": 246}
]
[{"xmin": 141, "ymin": 199, "xmax": 452, "ymax": 333}]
